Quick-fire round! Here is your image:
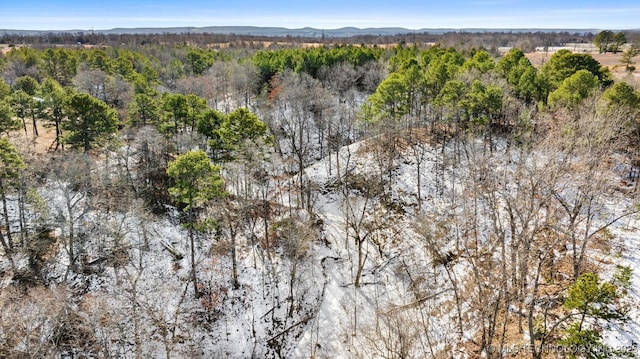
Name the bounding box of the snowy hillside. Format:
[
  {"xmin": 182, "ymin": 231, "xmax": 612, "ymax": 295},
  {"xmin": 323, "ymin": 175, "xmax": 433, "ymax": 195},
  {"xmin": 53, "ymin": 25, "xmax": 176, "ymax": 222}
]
[{"xmin": 1, "ymin": 124, "xmax": 639, "ymax": 358}]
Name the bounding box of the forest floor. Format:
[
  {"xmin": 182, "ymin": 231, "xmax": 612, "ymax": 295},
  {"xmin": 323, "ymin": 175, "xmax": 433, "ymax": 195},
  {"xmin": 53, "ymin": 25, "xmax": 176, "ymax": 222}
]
[{"xmin": 9, "ymin": 125, "xmax": 58, "ymax": 155}]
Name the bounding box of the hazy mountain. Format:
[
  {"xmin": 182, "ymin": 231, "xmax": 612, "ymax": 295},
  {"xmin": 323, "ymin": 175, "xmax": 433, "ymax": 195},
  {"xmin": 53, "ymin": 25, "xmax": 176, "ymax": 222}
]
[{"xmin": 0, "ymin": 26, "xmax": 604, "ymax": 37}]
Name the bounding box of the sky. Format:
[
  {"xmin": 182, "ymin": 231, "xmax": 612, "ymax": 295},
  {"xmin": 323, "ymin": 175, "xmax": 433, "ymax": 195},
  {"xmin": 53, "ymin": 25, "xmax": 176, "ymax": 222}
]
[{"xmin": 2, "ymin": 0, "xmax": 639, "ymax": 31}]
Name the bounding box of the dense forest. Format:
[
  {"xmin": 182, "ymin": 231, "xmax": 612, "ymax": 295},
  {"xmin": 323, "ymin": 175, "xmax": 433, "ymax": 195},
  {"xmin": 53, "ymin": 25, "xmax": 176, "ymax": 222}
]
[{"xmin": 0, "ymin": 31, "xmax": 640, "ymax": 358}]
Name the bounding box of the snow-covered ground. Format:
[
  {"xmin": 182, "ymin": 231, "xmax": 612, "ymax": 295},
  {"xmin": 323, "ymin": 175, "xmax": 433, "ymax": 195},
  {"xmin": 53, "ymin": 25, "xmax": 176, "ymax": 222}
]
[
  {"xmin": 602, "ymin": 200, "xmax": 640, "ymax": 353},
  {"xmin": 2, "ymin": 131, "xmax": 639, "ymax": 358}
]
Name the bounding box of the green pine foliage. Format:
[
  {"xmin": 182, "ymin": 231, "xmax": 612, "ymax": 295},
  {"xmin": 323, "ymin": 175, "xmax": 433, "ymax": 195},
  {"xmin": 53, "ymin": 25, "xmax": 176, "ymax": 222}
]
[
  {"xmin": 253, "ymin": 45, "xmax": 383, "ymax": 88},
  {"xmin": 548, "ymin": 70, "xmax": 600, "ymax": 109},
  {"xmin": 0, "ymin": 101, "xmax": 20, "ymax": 135},
  {"xmin": 560, "ymin": 270, "xmax": 631, "ymax": 358},
  {"xmin": 63, "ymin": 92, "xmax": 120, "ymax": 152},
  {"xmin": 0, "ymin": 138, "xmax": 26, "ymax": 182},
  {"xmin": 540, "ymin": 50, "xmax": 613, "ymax": 93},
  {"xmin": 167, "ymin": 150, "xmax": 226, "ymax": 211}
]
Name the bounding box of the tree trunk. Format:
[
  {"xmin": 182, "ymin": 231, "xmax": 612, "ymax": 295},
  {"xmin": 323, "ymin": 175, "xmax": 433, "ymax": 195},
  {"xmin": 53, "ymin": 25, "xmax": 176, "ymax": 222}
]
[
  {"xmin": 189, "ymin": 226, "xmax": 199, "ymax": 297},
  {"xmin": 65, "ymin": 192, "xmax": 76, "ymax": 271},
  {"xmin": 21, "ymin": 116, "xmax": 27, "ymax": 135},
  {"xmin": 416, "ymin": 159, "xmax": 422, "ymax": 211},
  {"xmin": 231, "ymin": 226, "xmax": 239, "ymax": 290},
  {"xmin": 31, "ymin": 112, "xmax": 39, "ymax": 138},
  {"xmin": 0, "ymin": 180, "xmax": 14, "ymax": 251},
  {"xmin": 354, "ymin": 238, "xmax": 365, "ymax": 288},
  {"xmin": 288, "ymin": 262, "xmax": 297, "ymax": 317},
  {"xmin": 0, "ymin": 230, "xmax": 14, "ymax": 269},
  {"xmin": 54, "ymin": 119, "xmax": 62, "ymax": 150},
  {"xmin": 443, "ymin": 264, "xmax": 464, "ymax": 337},
  {"xmin": 17, "ymin": 181, "xmax": 27, "ymax": 247}
]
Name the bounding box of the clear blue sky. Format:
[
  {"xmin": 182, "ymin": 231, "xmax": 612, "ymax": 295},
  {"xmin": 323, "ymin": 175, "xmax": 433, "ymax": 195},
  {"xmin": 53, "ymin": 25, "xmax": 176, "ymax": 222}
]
[{"xmin": 2, "ymin": 0, "xmax": 639, "ymax": 30}]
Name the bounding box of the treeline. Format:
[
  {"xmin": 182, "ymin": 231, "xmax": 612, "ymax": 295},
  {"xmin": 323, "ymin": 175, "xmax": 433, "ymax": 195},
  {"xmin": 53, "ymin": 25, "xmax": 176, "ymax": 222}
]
[
  {"xmin": 0, "ymin": 41, "xmax": 385, "ymax": 90},
  {"xmin": 361, "ymin": 43, "xmax": 639, "ymax": 147},
  {"xmin": 1, "ymin": 30, "xmax": 617, "ymax": 52},
  {"xmin": 252, "ymin": 45, "xmax": 384, "ymax": 85}
]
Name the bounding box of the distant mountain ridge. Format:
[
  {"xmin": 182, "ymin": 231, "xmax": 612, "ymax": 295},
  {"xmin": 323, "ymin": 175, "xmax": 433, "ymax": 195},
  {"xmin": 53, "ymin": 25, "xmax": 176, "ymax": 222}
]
[{"xmin": 0, "ymin": 26, "xmax": 610, "ymax": 37}]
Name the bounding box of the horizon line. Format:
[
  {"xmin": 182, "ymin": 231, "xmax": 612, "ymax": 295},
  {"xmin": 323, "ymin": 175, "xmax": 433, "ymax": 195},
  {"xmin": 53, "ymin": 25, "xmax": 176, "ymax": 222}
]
[{"xmin": 3, "ymin": 25, "xmax": 636, "ymax": 34}]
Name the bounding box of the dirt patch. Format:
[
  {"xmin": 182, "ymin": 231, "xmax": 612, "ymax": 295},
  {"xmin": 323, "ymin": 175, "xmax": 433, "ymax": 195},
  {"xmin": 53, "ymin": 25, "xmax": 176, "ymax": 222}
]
[
  {"xmin": 0, "ymin": 44, "xmax": 18, "ymax": 55},
  {"xmin": 9, "ymin": 124, "xmax": 59, "ymax": 156}
]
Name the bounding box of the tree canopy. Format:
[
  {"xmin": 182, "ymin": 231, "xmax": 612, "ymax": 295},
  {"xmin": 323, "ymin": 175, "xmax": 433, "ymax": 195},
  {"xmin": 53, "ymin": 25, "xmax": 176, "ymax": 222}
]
[
  {"xmin": 593, "ymin": 30, "xmax": 627, "ymax": 53},
  {"xmin": 548, "ymin": 69, "xmax": 600, "ymax": 110},
  {"xmin": 540, "ymin": 50, "xmax": 612, "ymax": 95},
  {"xmin": 0, "ymin": 138, "xmax": 26, "ymax": 183},
  {"xmin": 63, "ymin": 92, "xmax": 120, "ymax": 152},
  {"xmin": 167, "ymin": 150, "xmax": 226, "ymax": 211},
  {"xmin": 0, "ymin": 101, "xmax": 20, "ymax": 135}
]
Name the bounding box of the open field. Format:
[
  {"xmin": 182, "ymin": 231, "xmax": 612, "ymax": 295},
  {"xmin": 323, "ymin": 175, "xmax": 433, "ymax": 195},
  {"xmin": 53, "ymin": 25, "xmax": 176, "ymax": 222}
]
[{"xmin": 526, "ymin": 48, "xmax": 640, "ymax": 79}]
